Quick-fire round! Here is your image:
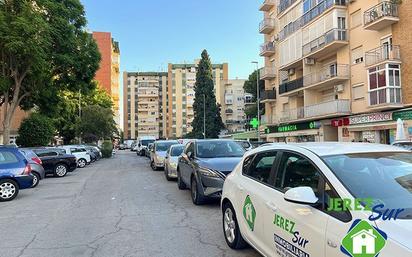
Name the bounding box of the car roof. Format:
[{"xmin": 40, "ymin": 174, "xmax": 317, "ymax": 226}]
[
  {"xmin": 254, "ymin": 142, "xmax": 410, "ymax": 157},
  {"xmin": 156, "ymin": 140, "xmax": 179, "ymax": 143}
]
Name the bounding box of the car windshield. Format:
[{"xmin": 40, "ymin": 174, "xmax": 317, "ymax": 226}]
[
  {"xmin": 141, "ymin": 140, "xmax": 154, "ymax": 146},
  {"xmin": 394, "ymin": 142, "xmax": 412, "ymax": 150},
  {"xmin": 170, "ymin": 145, "xmax": 184, "ymax": 156},
  {"xmin": 323, "ymin": 152, "xmax": 412, "ymax": 219},
  {"xmin": 236, "ymin": 141, "xmax": 251, "ymax": 150},
  {"xmin": 156, "ymin": 142, "xmax": 177, "ymax": 152},
  {"xmin": 197, "ymin": 141, "xmax": 245, "ymax": 158}
]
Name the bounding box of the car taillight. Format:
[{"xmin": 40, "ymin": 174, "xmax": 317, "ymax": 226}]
[
  {"xmin": 23, "ymin": 164, "xmax": 32, "ymax": 175},
  {"xmin": 31, "ymin": 157, "xmax": 42, "ymax": 165}
]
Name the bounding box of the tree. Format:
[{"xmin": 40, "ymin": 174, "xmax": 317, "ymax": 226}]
[
  {"xmin": 76, "ymin": 105, "xmax": 117, "ymax": 144},
  {"xmin": 0, "ymin": 0, "xmax": 100, "ymax": 144},
  {"xmin": 191, "ymin": 50, "xmax": 225, "ymax": 139},
  {"xmin": 16, "ymin": 113, "xmax": 55, "ymax": 147},
  {"xmin": 243, "ymin": 70, "xmax": 265, "ymax": 129}
]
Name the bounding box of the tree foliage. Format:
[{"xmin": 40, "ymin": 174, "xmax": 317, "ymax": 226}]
[
  {"xmin": 243, "ymin": 70, "xmax": 265, "ymax": 123},
  {"xmin": 190, "ymin": 50, "xmax": 225, "ymax": 139},
  {"xmin": 0, "ymin": 0, "xmax": 100, "ymax": 143},
  {"xmin": 16, "ymin": 113, "xmax": 55, "ymax": 147}
]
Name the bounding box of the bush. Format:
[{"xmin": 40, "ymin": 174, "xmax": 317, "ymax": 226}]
[
  {"xmin": 16, "ymin": 113, "xmax": 55, "ymax": 147},
  {"xmin": 101, "ymin": 141, "xmax": 113, "ymax": 158}
]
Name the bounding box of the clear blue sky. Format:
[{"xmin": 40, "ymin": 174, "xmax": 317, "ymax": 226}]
[{"xmin": 80, "ymin": 0, "xmax": 264, "ymax": 79}]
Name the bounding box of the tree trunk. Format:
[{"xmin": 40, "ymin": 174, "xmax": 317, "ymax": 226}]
[{"xmin": 2, "ymin": 114, "xmax": 10, "ymax": 144}]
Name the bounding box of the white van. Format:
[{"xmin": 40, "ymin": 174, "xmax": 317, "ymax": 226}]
[
  {"xmin": 136, "ymin": 136, "xmax": 156, "ymax": 156},
  {"xmin": 58, "ymin": 145, "xmax": 91, "ymax": 168}
]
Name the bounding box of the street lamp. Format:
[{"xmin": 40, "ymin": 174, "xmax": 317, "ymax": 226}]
[
  {"xmin": 203, "ymin": 94, "xmax": 206, "ymax": 139},
  {"xmin": 251, "ymin": 61, "xmax": 260, "ymax": 141}
]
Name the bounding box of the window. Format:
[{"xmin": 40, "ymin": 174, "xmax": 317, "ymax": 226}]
[
  {"xmin": 321, "ymin": 179, "xmax": 352, "ymax": 222},
  {"xmin": 350, "ymin": 10, "xmax": 362, "ymax": 28},
  {"xmin": 351, "ymin": 46, "xmax": 363, "ymax": 64},
  {"xmin": 368, "ymin": 64, "xmax": 401, "ymax": 106},
  {"xmin": 71, "ymin": 148, "xmax": 86, "ymax": 153},
  {"xmin": 275, "ymin": 152, "xmax": 321, "ymax": 193},
  {"xmin": 185, "ymin": 142, "xmax": 194, "ymax": 155},
  {"xmin": 36, "ymin": 151, "xmax": 58, "ymax": 157},
  {"xmin": 0, "ymin": 151, "xmax": 18, "ymax": 164},
  {"xmin": 243, "ymin": 151, "xmax": 277, "ymax": 184},
  {"xmin": 352, "ymin": 84, "xmax": 365, "ymax": 101}
]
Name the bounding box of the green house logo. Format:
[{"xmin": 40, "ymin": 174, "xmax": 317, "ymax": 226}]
[
  {"xmin": 341, "ymin": 220, "xmax": 387, "ymax": 257},
  {"xmin": 243, "ymin": 195, "xmax": 256, "ymax": 231}
]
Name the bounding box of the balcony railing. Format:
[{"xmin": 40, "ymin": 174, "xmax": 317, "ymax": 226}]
[
  {"xmin": 279, "ymin": 78, "xmax": 304, "ymax": 95},
  {"xmin": 278, "ymin": 0, "xmax": 298, "ymax": 14},
  {"xmin": 305, "ymin": 99, "xmax": 350, "ymax": 118},
  {"xmin": 259, "ymin": 18, "xmax": 275, "ymax": 34},
  {"xmin": 260, "ymin": 41, "xmax": 276, "ymax": 56},
  {"xmin": 260, "ymin": 0, "xmax": 276, "ymax": 12},
  {"xmin": 260, "ymin": 67, "xmax": 277, "ymax": 80},
  {"xmin": 262, "ymin": 90, "xmax": 277, "ymax": 101},
  {"xmin": 303, "ymin": 28, "xmax": 347, "ymax": 56},
  {"xmin": 369, "ymin": 87, "xmax": 401, "ymax": 106},
  {"xmin": 225, "ymin": 109, "xmax": 234, "ymax": 114},
  {"xmin": 281, "ymin": 107, "xmax": 305, "ymax": 122},
  {"xmin": 303, "ymin": 64, "xmax": 349, "ymax": 87},
  {"xmin": 364, "ymin": 1, "xmax": 399, "ymax": 29},
  {"xmin": 365, "ymin": 45, "xmax": 401, "ymax": 67}
]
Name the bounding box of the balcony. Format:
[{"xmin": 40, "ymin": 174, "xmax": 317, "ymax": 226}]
[
  {"xmin": 244, "ymin": 97, "xmax": 255, "ymax": 105},
  {"xmin": 260, "ymin": 67, "xmax": 277, "ymax": 80},
  {"xmin": 259, "ymin": 0, "xmax": 276, "ymax": 12},
  {"xmin": 259, "ymin": 18, "xmax": 275, "ymax": 34},
  {"xmin": 301, "ymin": 0, "xmax": 347, "ymax": 27},
  {"xmin": 261, "ymin": 90, "xmax": 277, "ymax": 103},
  {"xmin": 369, "ymin": 87, "xmax": 402, "ymax": 110},
  {"xmin": 364, "ymin": 1, "xmax": 399, "ymax": 31},
  {"xmin": 260, "ymin": 41, "xmax": 275, "ymax": 57},
  {"xmin": 280, "ymin": 107, "xmax": 304, "ymax": 123},
  {"xmin": 303, "ymin": 64, "xmax": 349, "ymax": 90},
  {"xmin": 365, "ymin": 45, "xmax": 401, "ymax": 67},
  {"xmin": 279, "ymin": 78, "xmax": 304, "ymax": 96},
  {"xmin": 303, "ymin": 28, "xmax": 348, "ymax": 59},
  {"xmin": 225, "ymin": 109, "xmax": 234, "ymax": 114},
  {"xmin": 278, "ymin": 0, "xmax": 298, "ymax": 15}
]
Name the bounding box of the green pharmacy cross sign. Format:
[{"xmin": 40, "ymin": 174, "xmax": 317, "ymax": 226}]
[{"xmin": 250, "ymin": 118, "xmax": 260, "ymax": 129}]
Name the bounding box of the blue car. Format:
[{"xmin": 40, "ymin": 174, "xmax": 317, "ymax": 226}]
[{"xmin": 0, "ymin": 147, "xmax": 33, "ymax": 201}]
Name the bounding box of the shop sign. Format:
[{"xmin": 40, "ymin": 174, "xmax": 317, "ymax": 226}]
[
  {"xmin": 266, "ymin": 121, "xmax": 321, "ymax": 134},
  {"xmin": 349, "ymin": 112, "xmax": 392, "ymax": 125},
  {"xmin": 393, "ymin": 110, "xmax": 412, "ymax": 121},
  {"xmin": 331, "ymin": 118, "xmax": 350, "ymax": 127}
]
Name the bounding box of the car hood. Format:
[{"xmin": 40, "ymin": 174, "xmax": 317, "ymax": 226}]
[
  {"xmin": 198, "ymin": 157, "xmax": 242, "ymax": 175},
  {"xmin": 156, "ymin": 151, "xmax": 167, "ymax": 158},
  {"xmin": 376, "ymin": 219, "xmax": 412, "ymax": 250}
]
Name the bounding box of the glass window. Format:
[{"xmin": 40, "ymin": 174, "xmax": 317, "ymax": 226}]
[
  {"xmin": 275, "ymin": 152, "xmax": 321, "ymax": 194},
  {"xmin": 0, "ymin": 151, "xmax": 18, "ymax": 164},
  {"xmin": 196, "ymin": 141, "xmax": 245, "ymax": 158},
  {"xmin": 36, "ymin": 151, "xmax": 58, "ymax": 157},
  {"xmin": 141, "ymin": 139, "xmax": 155, "ymax": 146},
  {"xmin": 244, "ymin": 151, "xmax": 277, "ymax": 184},
  {"xmin": 156, "ymin": 141, "xmax": 178, "ymax": 152},
  {"xmin": 185, "ymin": 142, "xmax": 194, "ymax": 155},
  {"xmin": 170, "ymin": 145, "xmax": 184, "ymax": 156}
]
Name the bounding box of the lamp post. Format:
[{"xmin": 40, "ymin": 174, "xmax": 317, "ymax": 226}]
[
  {"xmin": 251, "ymin": 61, "xmax": 260, "ymax": 141},
  {"xmin": 79, "ymin": 89, "xmax": 81, "ymax": 144},
  {"xmin": 203, "ymin": 94, "xmax": 206, "ymax": 139}
]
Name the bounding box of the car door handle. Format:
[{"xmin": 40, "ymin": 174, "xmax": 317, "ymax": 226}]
[
  {"xmin": 265, "ymin": 201, "xmax": 278, "ymax": 212},
  {"xmin": 237, "ymin": 185, "xmax": 244, "ymax": 192},
  {"xmin": 327, "ymin": 239, "xmax": 337, "ymax": 248}
]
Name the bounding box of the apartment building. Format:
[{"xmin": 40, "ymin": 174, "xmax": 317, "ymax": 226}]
[
  {"xmin": 123, "ymin": 72, "xmax": 168, "ymax": 140},
  {"xmin": 221, "ymin": 79, "xmax": 250, "ymax": 132},
  {"xmin": 167, "ymin": 62, "xmax": 228, "ymax": 138},
  {"xmin": 92, "ymin": 32, "xmax": 121, "ymax": 127},
  {"xmin": 259, "ymin": 0, "xmax": 411, "ymax": 144}
]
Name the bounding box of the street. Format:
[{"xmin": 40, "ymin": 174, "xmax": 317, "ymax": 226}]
[{"xmin": 0, "ymin": 151, "xmax": 260, "ymax": 257}]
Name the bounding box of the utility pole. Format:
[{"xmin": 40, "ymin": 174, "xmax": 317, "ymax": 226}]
[
  {"xmin": 203, "ymin": 94, "xmax": 206, "ymax": 139},
  {"xmin": 252, "ymin": 61, "xmax": 260, "ymax": 141}
]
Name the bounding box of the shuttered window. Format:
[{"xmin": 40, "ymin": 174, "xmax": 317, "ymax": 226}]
[
  {"xmin": 352, "ymin": 84, "xmax": 365, "ymax": 101},
  {"xmin": 351, "ymin": 10, "xmax": 362, "ymax": 28},
  {"xmin": 351, "ymin": 47, "xmax": 364, "ymax": 64}
]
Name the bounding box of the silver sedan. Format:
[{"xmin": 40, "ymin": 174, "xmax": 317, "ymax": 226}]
[{"xmin": 164, "ymin": 144, "xmax": 184, "ymax": 181}]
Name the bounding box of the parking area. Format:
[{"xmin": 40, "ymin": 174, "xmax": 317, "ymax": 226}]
[{"xmin": 0, "ymin": 151, "xmax": 260, "ymax": 257}]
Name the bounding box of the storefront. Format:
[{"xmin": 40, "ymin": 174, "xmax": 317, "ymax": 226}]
[{"xmin": 265, "ymin": 120, "xmax": 338, "ymax": 143}]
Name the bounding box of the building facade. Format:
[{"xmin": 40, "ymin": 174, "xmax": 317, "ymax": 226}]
[
  {"xmin": 259, "ymin": 0, "xmax": 411, "ymax": 144},
  {"xmin": 221, "ymin": 79, "xmax": 250, "ymax": 133},
  {"xmin": 123, "ymin": 72, "xmax": 168, "ymax": 140},
  {"xmin": 167, "ymin": 62, "xmax": 228, "ymax": 138},
  {"xmin": 92, "ymin": 32, "xmax": 121, "ymax": 127}
]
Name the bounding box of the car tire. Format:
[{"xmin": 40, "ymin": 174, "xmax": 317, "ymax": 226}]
[
  {"xmin": 164, "ymin": 165, "xmax": 172, "ymax": 181},
  {"xmin": 150, "ymin": 161, "xmax": 158, "ymax": 171},
  {"xmin": 222, "ymin": 202, "xmax": 248, "ymax": 249},
  {"xmin": 31, "ymin": 172, "xmax": 40, "ymax": 188},
  {"xmin": 78, "ymin": 158, "xmax": 87, "ymax": 168},
  {"xmin": 177, "ymin": 169, "xmax": 186, "ymax": 190},
  {"xmin": 54, "ymin": 163, "xmax": 68, "ymax": 177},
  {"xmin": 0, "ymin": 179, "xmax": 19, "ymax": 202},
  {"xmin": 191, "ymin": 176, "xmax": 205, "ymax": 205}
]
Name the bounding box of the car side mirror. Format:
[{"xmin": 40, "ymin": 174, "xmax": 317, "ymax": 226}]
[{"xmin": 284, "ymin": 187, "xmax": 318, "ymax": 205}]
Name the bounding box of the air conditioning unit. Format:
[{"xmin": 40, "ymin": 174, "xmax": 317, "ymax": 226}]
[
  {"xmin": 335, "ymin": 84, "xmax": 344, "ymax": 93},
  {"xmin": 304, "ymin": 58, "xmax": 315, "ymax": 65},
  {"xmin": 288, "ymin": 68, "xmax": 295, "ymax": 76}
]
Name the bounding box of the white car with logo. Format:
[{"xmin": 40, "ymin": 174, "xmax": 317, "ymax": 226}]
[
  {"xmin": 58, "ymin": 146, "xmax": 91, "ymax": 168},
  {"xmin": 221, "ymin": 143, "xmax": 412, "ymax": 257}
]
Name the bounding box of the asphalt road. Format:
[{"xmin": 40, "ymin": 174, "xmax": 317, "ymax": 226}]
[{"xmin": 0, "ymin": 151, "xmax": 261, "ymax": 257}]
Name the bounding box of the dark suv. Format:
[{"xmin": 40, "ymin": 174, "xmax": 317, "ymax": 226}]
[{"xmin": 33, "ymin": 148, "xmax": 77, "ymax": 177}]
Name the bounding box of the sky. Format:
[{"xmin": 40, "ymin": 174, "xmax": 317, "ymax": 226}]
[{"xmin": 80, "ymin": 0, "xmax": 264, "ymax": 79}]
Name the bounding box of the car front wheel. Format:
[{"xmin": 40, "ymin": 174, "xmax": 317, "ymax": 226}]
[
  {"xmin": 54, "ymin": 164, "xmax": 68, "ymax": 177},
  {"xmin": 0, "ymin": 179, "xmax": 19, "ymax": 202},
  {"xmin": 222, "ymin": 202, "xmax": 248, "ymax": 249},
  {"xmin": 151, "ymin": 161, "xmax": 158, "ymax": 171},
  {"xmin": 191, "ymin": 176, "xmax": 205, "ymax": 205},
  {"xmin": 31, "ymin": 172, "xmax": 40, "ymax": 188},
  {"xmin": 164, "ymin": 165, "xmax": 172, "ymax": 181},
  {"xmin": 78, "ymin": 158, "xmax": 87, "ymax": 168},
  {"xmin": 177, "ymin": 169, "xmax": 186, "ymax": 190}
]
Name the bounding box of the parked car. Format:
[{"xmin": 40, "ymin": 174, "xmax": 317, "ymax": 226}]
[
  {"xmin": 85, "ymin": 145, "xmax": 102, "ymax": 161},
  {"xmin": 392, "ymin": 141, "xmax": 412, "ymax": 150},
  {"xmin": 146, "ymin": 143, "xmax": 154, "ymax": 158},
  {"xmin": 19, "ymin": 148, "xmax": 45, "ymax": 188},
  {"xmin": 119, "ymin": 144, "xmax": 126, "ymax": 150},
  {"xmin": 130, "ymin": 142, "xmax": 137, "ymax": 151},
  {"xmin": 177, "ymin": 139, "xmax": 245, "ymax": 205},
  {"xmin": 221, "ymin": 143, "xmax": 412, "ymax": 256},
  {"xmin": 0, "ymin": 146, "xmax": 33, "ymax": 201},
  {"xmin": 58, "ymin": 146, "xmax": 91, "ymax": 168},
  {"xmin": 136, "ymin": 136, "xmax": 156, "ymax": 156},
  {"xmin": 164, "ymin": 144, "xmax": 184, "ymax": 181},
  {"xmin": 234, "ymin": 140, "xmax": 253, "ymax": 151},
  {"xmin": 150, "ymin": 140, "xmax": 179, "ymax": 171},
  {"xmin": 33, "ymin": 148, "xmax": 77, "ymax": 177}
]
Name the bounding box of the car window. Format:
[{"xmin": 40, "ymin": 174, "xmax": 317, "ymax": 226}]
[
  {"xmin": 321, "ymin": 180, "xmax": 352, "ymax": 222},
  {"xmin": 156, "ymin": 142, "xmax": 178, "ymax": 152},
  {"xmin": 71, "ymin": 148, "xmax": 86, "ymax": 153},
  {"xmin": 0, "ymin": 151, "xmax": 19, "ymax": 164},
  {"xmin": 275, "ymin": 152, "xmax": 321, "ymax": 194},
  {"xmin": 36, "ymin": 151, "xmax": 58, "ymax": 157},
  {"xmin": 196, "ymin": 141, "xmax": 244, "ymax": 158},
  {"xmin": 243, "ymin": 151, "xmax": 277, "ymax": 184},
  {"xmin": 185, "ymin": 142, "xmax": 194, "ymax": 155},
  {"xmin": 171, "ymin": 146, "xmax": 184, "ymax": 156}
]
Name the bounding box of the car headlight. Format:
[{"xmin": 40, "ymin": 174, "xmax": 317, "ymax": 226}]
[
  {"xmin": 199, "ymin": 167, "xmax": 220, "ymax": 178},
  {"xmin": 157, "ymin": 156, "xmax": 164, "ymax": 162},
  {"xmin": 170, "ymin": 162, "xmax": 177, "ymax": 169}
]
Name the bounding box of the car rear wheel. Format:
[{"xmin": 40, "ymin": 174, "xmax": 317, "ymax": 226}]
[
  {"xmin": 177, "ymin": 169, "xmax": 186, "ymax": 190},
  {"xmin": 222, "ymin": 202, "xmax": 248, "ymax": 249},
  {"xmin": 0, "ymin": 179, "xmax": 19, "ymax": 202},
  {"xmin": 54, "ymin": 164, "xmax": 68, "ymax": 177},
  {"xmin": 191, "ymin": 176, "xmax": 205, "ymax": 205},
  {"xmin": 78, "ymin": 158, "xmax": 87, "ymax": 168},
  {"xmin": 31, "ymin": 172, "xmax": 40, "ymax": 188}
]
